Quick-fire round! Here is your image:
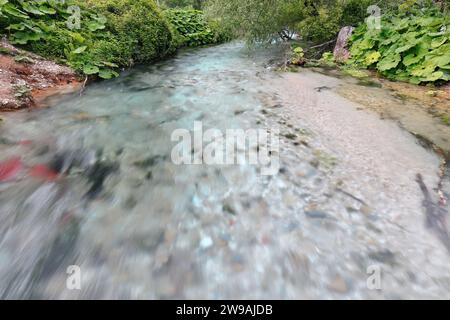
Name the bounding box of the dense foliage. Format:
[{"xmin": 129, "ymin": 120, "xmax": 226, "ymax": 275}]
[
  {"xmin": 165, "ymin": 9, "xmax": 230, "ymax": 47},
  {"xmin": 348, "ymin": 5, "xmax": 449, "ymax": 84},
  {"xmin": 81, "ymin": 0, "xmax": 174, "ymax": 65},
  {"xmin": 219, "ymin": 0, "xmax": 448, "ymax": 85},
  {"xmin": 0, "ymin": 0, "xmax": 230, "ymax": 79},
  {"xmin": 0, "ymin": 0, "xmax": 173, "ymax": 78},
  {"xmin": 206, "ymin": 0, "xmax": 399, "ymax": 43},
  {"xmin": 161, "ymin": 0, "xmax": 205, "ymax": 9}
]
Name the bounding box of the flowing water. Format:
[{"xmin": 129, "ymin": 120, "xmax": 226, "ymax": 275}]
[{"xmin": 0, "ymin": 42, "xmax": 449, "ymax": 299}]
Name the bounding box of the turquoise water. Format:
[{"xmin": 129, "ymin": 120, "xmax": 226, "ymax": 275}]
[{"xmin": 0, "ymin": 42, "xmax": 449, "ymax": 299}]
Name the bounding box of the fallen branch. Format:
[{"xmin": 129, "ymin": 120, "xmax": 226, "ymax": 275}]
[
  {"xmin": 79, "ymin": 76, "xmax": 88, "ymax": 96},
  {"xmin": 308, "ymin": 39, "xmax": 336, "ymax": 50}
]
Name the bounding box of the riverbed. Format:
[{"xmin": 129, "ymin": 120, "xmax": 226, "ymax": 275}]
[{"xmin": 0, "ymin": 42, "xmax": 449, "ymax": 299}]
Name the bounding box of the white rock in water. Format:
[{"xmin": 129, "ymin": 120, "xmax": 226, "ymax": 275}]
[{"xmin": 200, "ymin": 236, "xmax": 213, "ymax": 249}]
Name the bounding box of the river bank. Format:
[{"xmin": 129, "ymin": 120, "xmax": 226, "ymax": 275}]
[{"xmin": 0, "ymin": 39, "xmax": 82, "ymax": 111}]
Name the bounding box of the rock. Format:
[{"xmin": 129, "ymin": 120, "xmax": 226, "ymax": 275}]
[
  {"xmin": 360, "ymin": 204, "xmax": 372, "ymax": 216},
  {"xmin": 333, "ymin": 26, "xmax": 354, "ymax": 63},
  {"xmin": 305, "ymin": 210, "xmax": 329, "ymax": 219},
  {"xmin": 200, "ymin": 236, "xmax": 213, "ymax": 249},
  {"xmin": 328, "ymin": 275, "xmax": 349, "ymax": 294},
  {"xmin": 369, "ymin": 249, "xmax": 396, "ymax": 266},
  {"xmin": 0, "ymin": 38, "xmax": 81, "ymax": 111}
]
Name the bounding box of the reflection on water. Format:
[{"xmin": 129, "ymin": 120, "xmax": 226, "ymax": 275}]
[{"xmin": 0, "ymin": 42, "xmax": 449, "ymax": 299}]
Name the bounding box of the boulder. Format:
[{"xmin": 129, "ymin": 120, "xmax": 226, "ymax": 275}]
[{"xmin": 333, "ymin": 26, "xmax": 354, "ymax": 63}]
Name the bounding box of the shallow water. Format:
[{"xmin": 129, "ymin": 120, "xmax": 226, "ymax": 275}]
[{"xmin": 0, "ymin": 42, "xmax": 449, "ymax": 299}]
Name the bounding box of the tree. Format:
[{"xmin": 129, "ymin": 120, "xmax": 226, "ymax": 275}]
[
  {"xmin": 205, "ymin": 0, "xmax": 438, "ymax": 44},
  {"xmin": 206, "ymin": 0, "xmax": 307, "ymax": 42}
]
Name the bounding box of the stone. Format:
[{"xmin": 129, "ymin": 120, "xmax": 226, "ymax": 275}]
[
  {"xmin": 305, "ymin": 210, "xmax": 329, "ymax": 219},
  {"xmin": 333, "ymin": 26, "xmax": 354, "ymax": 63},
  {"xmin": 200, "ymin": 236, "xmax": 213, "ymax": 249},
  {"xmin": 328, "ymin": 275, "xmax": 349, "ymax": 294}
]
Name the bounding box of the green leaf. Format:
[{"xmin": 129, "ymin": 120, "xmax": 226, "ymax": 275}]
[
  {"xmin": 72, "ymin": 46, "xmax": 87, "ymax": 54},
  {"xmin": 83, "ymin": 65, "xmax": 100, "ymax": 75},
  {"xmin": 419, "ymin": 71, "xmax": 444, "ymax": 82},
  {"xmin": 87, "ymin": 21, "xmax": 106, "ymax": 32},
  {"xmin": 21, "ymin": 2, "xmax": 44, "ymax": 15},
  {"xmin": 431, "ymin": 36, "xmax": 447, "ymax": 48},
  {"xmin": 425, "ymin": 50, "xmax": 450, "ymax": 68},
  {"xmin": 98, "ymin": 69, "xmax": 119, "ymax": 79},
  {"xmin": 409, "ymin": 77, "xmax": 421, "ymax": 85},
  {"xmin": 419, "ymin": 17, "xmax": 443, "ymax": 27},
  {"xmin": 364, "ymin": 51, "xmax": 381, "ymax": 66},
  {"xmin": 38, "ymin": 6, "xmax": 56, "ymax": 15},
  {"xmin": 3, "ymin": 3, "xmax": 29, "ymax": 19},
  {"xmin": 71, "ymin": 33, "xmax": 85, "ymax": 44},
  {"xmin": 410, "ymin": 61, "xmax": 437, "ymax": 77},
  {"xmin": 377, "ymin": 54, "xmax": 401, "ymax": 71}
]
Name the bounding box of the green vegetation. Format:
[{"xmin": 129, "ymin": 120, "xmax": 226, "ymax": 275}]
[
  {"xmin": 290, "ymin": 46, "xmax": 305, "ymax": 65},
  {"xmin": 0, "ymin": 0, "xmax": 229, "ymax": 79},
  {"xmin": 1, "ymin": 0, "xmax": 448, "ymax": 85},
  {"xmin": 206, "ymin": 0, "xmax": 397, "ymax": 43},
  {"xmin": 165, "ymin": 9, "xmax": 230, "ymax": 47},
  {"xmin": 0, "ymin": 0, "xmax": 117, "ymax": 78},
  {"xmin": 441, "ymin": 114, "xmax": 450, "ymax": 126},
  {"xmin": 161, "ymin": 0, "xmax": 205, "ymax": 9},
  {"xmin": 79, "ymin": 0, "xmax": 174, "ymax": 68},
  {"xmin": 348, "ymin": 4, "xmax": 450, "ymax": 84},
  {"xmin": 206, "ymin": 0, "xmax": 449, "ymax": 84}
]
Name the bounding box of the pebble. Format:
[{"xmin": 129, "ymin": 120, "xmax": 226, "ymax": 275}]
[
  {"xmin": 328, "ymin": 276, "xmax": 349, "ymax": 294},
  {"xmin": 305, "ymin": 210, "xmax": 329, "ymax": 219},
  {"xmin": 200, "ymin": 236, "xmax": 213, "ymax": 249},
  {"xmin": 360, "ymin": 205, "xmax": 372, "ymax": 215}
]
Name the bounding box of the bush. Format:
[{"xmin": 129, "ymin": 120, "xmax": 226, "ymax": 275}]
[
  {"xmin": 348, "ymin": 5, "xmax": 450, "ymax": 84},
  {"xmin": 297, "ymin": 6, "xmax": 343, "ymax": 43},
  {"xmin": 164, "ymin": 9, "xmax": 230, "ymax": 47},
  {"xmin": 81, "ymin": 0, "xmax": 174, "ymax": 65},
  {"xmin": 0, "ymin": 0, "xmax": 120, "ymax": 78},
  {"xmin": 0, "ymin": 0, "xmax": 175, "ymax": 78},
  {"xmin": 0, "ymin": 1, "xmax": 233, "ymax": 78},
  {"xmin": 298, "ymin": 0, "xmax": 397, "ymax": 43}
]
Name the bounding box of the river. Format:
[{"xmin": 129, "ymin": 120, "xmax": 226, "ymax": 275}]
[{"xmin": 0, "ymin": 42, "xmax": 449, "ymax": 299}]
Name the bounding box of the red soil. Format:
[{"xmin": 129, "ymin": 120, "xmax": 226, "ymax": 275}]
[{"xmin": 0, "ymin": 38, "xmax": 82, "ymax": 111}]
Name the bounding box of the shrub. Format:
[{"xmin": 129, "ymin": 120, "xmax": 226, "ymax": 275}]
[
  {"xmin": 164, "ymin": 9, "xmax": 230, "ymax": 47},
  {"xmin": 291, "ymin": 46, "xmax": 305, "ymax": 65},
  {"xmin": 0, "ymin": 0, "xmax": 175, "ymax": 78},
  {"xmin": 298, "ymin": 0, "xmax": 397, "ymax": 43},
  {"xmin": 348, "ymin": 5, "xmax": 450, "ymax": 84},
  {"xmin": 81, "ymin": 0, "xmax": 174, "ymax": 64}
]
